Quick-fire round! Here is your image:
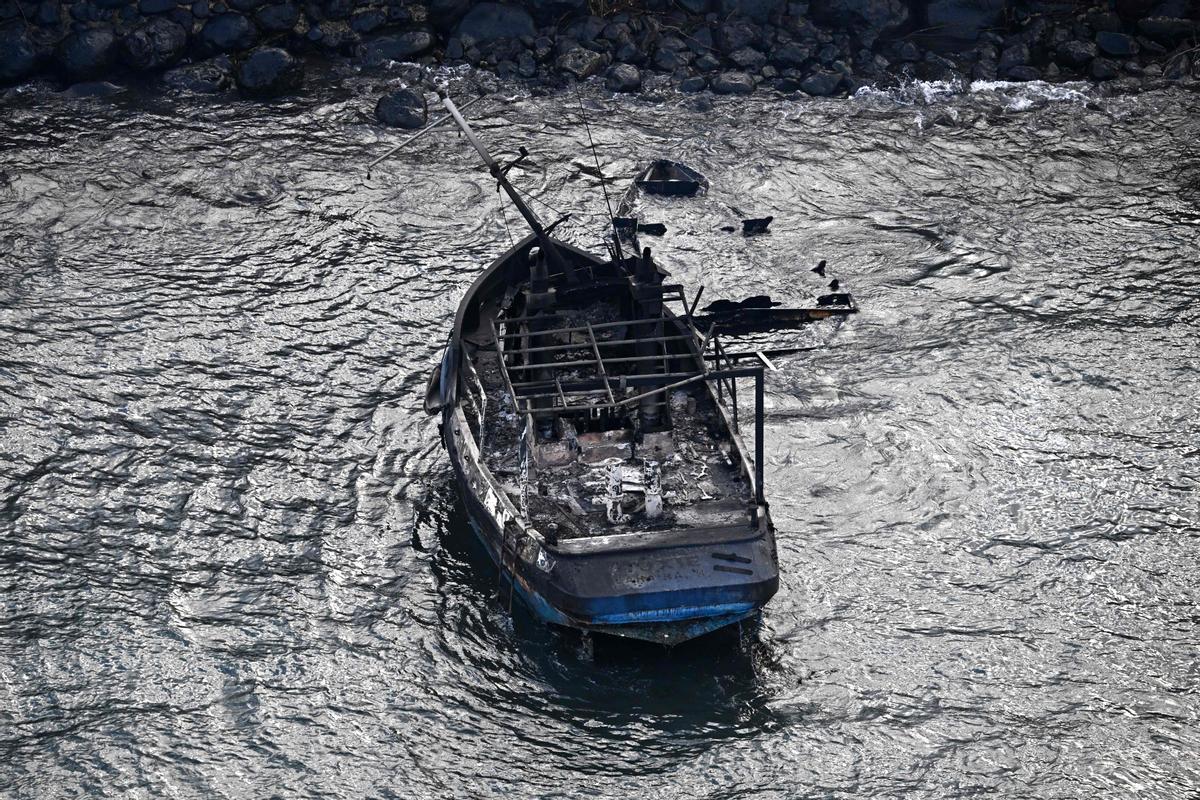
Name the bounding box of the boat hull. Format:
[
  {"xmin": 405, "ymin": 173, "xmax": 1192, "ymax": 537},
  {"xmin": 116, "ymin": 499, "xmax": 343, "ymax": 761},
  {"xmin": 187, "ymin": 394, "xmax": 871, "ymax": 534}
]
[{"xmin": 444, "ymin": 403, "xmax": 778, "ymax": 645}]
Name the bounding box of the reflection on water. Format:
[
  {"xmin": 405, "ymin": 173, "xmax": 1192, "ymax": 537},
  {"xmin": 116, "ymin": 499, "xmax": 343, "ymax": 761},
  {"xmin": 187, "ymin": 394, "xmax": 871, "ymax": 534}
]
[{"xmin": 1, "ymin": 73, "xmax": 1198, "ymax": 798}]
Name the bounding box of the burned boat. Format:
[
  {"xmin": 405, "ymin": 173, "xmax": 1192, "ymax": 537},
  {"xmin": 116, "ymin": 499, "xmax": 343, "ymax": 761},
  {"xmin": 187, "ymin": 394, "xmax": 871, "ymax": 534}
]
[
  {"xmin": 413, "ymin": 93, "xmax": 855, "ymax": 645},
  {"xmin": 634, "ymin": 159, "xmax": 709, "ymax": 196}
]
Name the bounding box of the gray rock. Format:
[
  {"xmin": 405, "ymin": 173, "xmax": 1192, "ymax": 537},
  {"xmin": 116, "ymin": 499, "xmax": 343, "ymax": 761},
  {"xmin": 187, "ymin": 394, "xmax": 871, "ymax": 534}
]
[
  {"xmin": 1137, "ymin": 17, "xmax": 1196, "ymax": 46},
  {"xmin": 163, "ymin": 56, "xmax": 232, "ymax": 92},
  {"xmin": 924, "ymin": 0, "xmax": 1005, "ymax": 42},
  {"xmin": 694, "ymin": 52, "xmax": 721, "ymax": 71},
  {"xmin": 375, "ymin": 87, "xmax": 427, "ymax": 128},
  {"xmin": 1006, "ymin": 64, "xmax": 1040, "ymax": 81},
  {"xmin": 1055, "ymin": 39, "xmax": 1095, "ymax": 68},
  {"xmin": 717, "ymin": 17, "xmax": 759, "ymax": 53},
  {"xmin": 254, "ymin": 2, "xmax": 298, "ymax": 32},
  {"xmin": 653, "ymin": 47, "xmax": 689, "ymax": 72},
  {"xmin": 1090, "ymin": 56, "xmax": 1119, "ymax": 80},
  {"xmin": 227, "ymin": 0, "xmax": 263, "ymax": 11},
  {"xmin": 556, "ymin": 45, "xmax": 605, "ymax": 79},
  {"xmin": 809, "ymin": 0, "xmax": 907, "ymax": 47},
  {"xmin": 896, "ymin": 40, "xmax": 920, "ymax": 62},
  {"xmin": 1163, "ymin": 52, "xmax": 1190, "ymax": 80},
  {"xmin": 198, "ymin": 12, "xmax": 257, "ymax": 53},
  {"xmin": 62, "ymin": 80, "xmax": 126, "ymax": 97},
  {"xmin": 139, "ymin": 0, "xmax": 177, "ymax": 12},
  {"xmin": 711, "ymin": 70, "xmax": 754, "ymax": 93},
  {"xmin": 1096, "ymin": 31, "xmax": 1138, "ymax": 57},
  {"xmin": 800, "ymin": 67, "xmax": 840, "ymax": 95},
  {"xmin": 604, "ymin": 62, "xmax": 640, "ymax": 92},
  {"xmin": 358, "ymin": 31, "xmax": 434, "ymax": 65},
  {"xmin": 56, "ymin": 27, "xmax": 117, "ymax": 79},
  {"xmin": 235, "ymin": 46, "xmax": 301, "ymax": 96},
  {"xmin": 0, "ymin": 26, "xmax": 37, "ymax": 84},
  {"xmin": 998, "ymin": 42, "xmax": 1028, "ymax": 71},
  {"xmin": 429, "ymin": 0, "xmax": 470, "ymax": 31},
  {"xmin": 679, "ymin": 75, "xmax": 707, "ymax": 91},
  {"xmin": 455, "ymin": 2, "xmax": 534, "ymax": 44},
  {"xmin": 729, "ymin": 46, "xmax": 766, "ymax": 71},
  {"xmin": 770, "ymin": 41, "xmax": 812, "ymax": 67},
  {"xmin": 121, "ymin": 16, "xmax": 188, "ymax": 70},
  {"xmin": 718, "ymin": 0, "xmax": 783, "ymax": 23},
  {"xmin": 971, "ymin": 58, "xmax": 997, "ymax": 80},
  {"xmin": 614, "ymin": 40, "xmax": 644, "ymax": 65},
  {"xmin": 349, "ymin": 8, "xmax": 385, "ymax": 34},
  {"xmin": 517, "ymin": 49, "xmax": 535, "ymax": 77}
]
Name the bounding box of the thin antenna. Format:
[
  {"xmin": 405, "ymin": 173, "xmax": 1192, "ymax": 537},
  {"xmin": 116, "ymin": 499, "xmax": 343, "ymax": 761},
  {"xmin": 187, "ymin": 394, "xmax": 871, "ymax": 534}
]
[{"xmin": 575, "ymin": 88, "xmax": 623, "ymax": 263}]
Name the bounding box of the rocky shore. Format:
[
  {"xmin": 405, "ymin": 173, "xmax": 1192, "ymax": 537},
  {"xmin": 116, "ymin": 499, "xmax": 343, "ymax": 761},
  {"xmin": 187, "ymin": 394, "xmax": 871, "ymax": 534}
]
[{"xmin": 2, "ymin": 0, "xmax": 1198, "ymax": 110}]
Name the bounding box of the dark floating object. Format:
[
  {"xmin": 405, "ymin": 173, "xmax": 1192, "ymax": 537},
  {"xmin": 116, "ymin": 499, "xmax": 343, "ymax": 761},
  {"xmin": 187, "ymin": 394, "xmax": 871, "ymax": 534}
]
[
  {"xmin": 702, "ymin": 295, "xmax": 781, "ymax": 315},
  {"xmin": 407, "ymin": 92, "xmax": 856, "ymax": 647},
  {"xmin": 828, "ymin": 279, "xmax": 839, "ymax": 292},
  {"xmin": 812, "ymin": 259, "xmax": 826, "ymax": 277},
  {"xmin": 817, "ymin": 292, "xmax": 854, "ymax": 307},
  {"xmin": 637, "ymin": 222, "xmax": 667, "ymax": 236},
  {"xmin": 742, "ymin": 216, "xmax": 773, "ymax": 235},
  {"xmin": 634, "ymin": 159, "xmax": 709, "ymax": 196}
]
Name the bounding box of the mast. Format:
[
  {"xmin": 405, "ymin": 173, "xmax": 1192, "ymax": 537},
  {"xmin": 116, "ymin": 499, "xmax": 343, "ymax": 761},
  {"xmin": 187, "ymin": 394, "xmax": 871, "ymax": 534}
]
[{"xmin": 439, "ymin": 91, "xmax": 578, "ymax": 283}]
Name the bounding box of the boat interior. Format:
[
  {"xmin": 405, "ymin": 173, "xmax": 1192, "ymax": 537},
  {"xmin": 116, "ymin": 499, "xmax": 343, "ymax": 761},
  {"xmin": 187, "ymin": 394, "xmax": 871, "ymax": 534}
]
[{"xmin": 455, "ymin": 240, "xmax": 761, "ymax": 545}]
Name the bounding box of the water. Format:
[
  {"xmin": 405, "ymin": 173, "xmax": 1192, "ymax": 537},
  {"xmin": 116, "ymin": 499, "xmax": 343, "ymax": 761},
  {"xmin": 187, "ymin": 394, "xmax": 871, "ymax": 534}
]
[{"xmin": 2, "ymin": 72, "xmax": 1198, "ymax": 798}]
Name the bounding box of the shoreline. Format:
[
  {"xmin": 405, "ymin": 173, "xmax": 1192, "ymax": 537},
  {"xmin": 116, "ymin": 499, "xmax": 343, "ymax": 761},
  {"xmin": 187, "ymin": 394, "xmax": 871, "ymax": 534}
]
[{"xmin": 2, "ymin": 0, "xmax": 1198, "ymax": 108}]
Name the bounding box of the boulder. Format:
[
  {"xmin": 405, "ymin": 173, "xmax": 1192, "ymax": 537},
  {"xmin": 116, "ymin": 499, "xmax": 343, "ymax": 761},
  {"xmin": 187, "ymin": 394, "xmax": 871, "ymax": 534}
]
[
  {"xmin": 1006, "ymin": 64, "xmax": 1040, "ymax": 81},
  {"xmin": 711, "ymin": 70, "xmax": 754, "ymax": 93},
  {"xmin": 809, "ymin": 0, "xmax": 908, "ymax": 47},
  {"xmin": 455, "ymin": 2, "xmax": 534, "ymax": 44},
  {"xmin": 138, "ymin": 0, "xmax": 177, "ymax": 12},
  {"xmin": 653, "ymin": 46, "xmax": 689, "ymax": 71},
  {"xmin": 235, "ymin": 45, "xmax": 302, "ymax": 96},
  {"xmin": 1090, "ymin": 56, "xmax": 1119, "ymax": 79},
  {"xmin": 198, "ymin": 12, "xmax": 257, "ymax": 53},
  {"xmin": 770, "ymin": 41, "xmax": 812, "ymax": 67},
  {"xmin": 62, "ymin": 80, "xmax": 126, "ymax": 97},
  {"xmin": 56, "ymin": 27, "xmax": 117, "ymax": 79},
  {"xmin": 227, "ymin": 0, "xmax": 264, "ymax": 10},
  {"xmin": 429, "ymin": 0, "xmax": 471, "ymax": 31},
  {"xmin": 349, "ymin": 8, "xmax": 386, "ymax": 34},
  {"xmin": 998, "ymin": 42, "xmax": 1028, "ymax": 71},
  {"xmin": 375, "ymin": 87, "xmax": 427, "ymax": 128},
  {"xmin": 679, "ymin": 75, "xmax": 707, "ymax": 91},
  {"xmin": 924, "ymin": 0, "xmax": 1006, "ymax": 42},
  {"xmin": 517, "ymin": 49, "xmax": 535, "ymax": 76},
  {"xmin": 357, "ymin": 31, "xmax": 434, "ymax": 65},
  {"xmin": 729, "ymin": 46, "xmax": 766, "ymax": 71},
  {"xmin": 604, "ymin": 62, "xmax": 641, "ymax": 92},
  {"xmin": 0, "ymin": 25, "xmax": 37, "ymax": 84},
  {"xmin": 1137, "ymin": 16, "xmax": 1196, "ymax": 45},
  {"xmin": 717, "ymin": 17, "xmax": 759, "ymax": 53},
  {"xmin": 1096, "ymin": 31, "xmax": 1137, "ymax": 57},
  {"xmin": 254, "ymin": 2, "xmax": 298, "ymax": 32},
  {"xmin": 122, "ymin": 16, "xmax": 188, "ymax": 70},
  {"xmin": 718, "ymin": 0, "xmax": 784, "ymax": 23},
  {"xmin": 800, "ymin": 67, "xmax": 841, "ymax": 95},
  {"xmin": 163, "ymin": 55, "xmax": 232, "ymax": 91},
  {"xmin": 556, "ymin": 45, "xmax": 605, "ymax": 79},
  {"xmin": 523, "ymin": 0, "xmax": 587, "ymax": 23},
  {"xmin": 1055, "ymin": 39, "xmax": 1096, "ymax": 68}
]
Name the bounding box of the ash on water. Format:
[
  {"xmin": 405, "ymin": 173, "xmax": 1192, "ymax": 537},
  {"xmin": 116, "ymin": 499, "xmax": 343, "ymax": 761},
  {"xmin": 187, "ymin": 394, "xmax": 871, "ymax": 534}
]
[{"xmin": 0, "ymin": 74, "xmax": 1198, "ymax": 799}]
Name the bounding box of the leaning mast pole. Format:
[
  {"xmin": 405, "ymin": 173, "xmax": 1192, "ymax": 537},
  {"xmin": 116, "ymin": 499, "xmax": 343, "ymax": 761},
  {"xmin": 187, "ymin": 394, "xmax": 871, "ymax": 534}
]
[{"xmin": 439, "ymin": 91, "xmax": 577, "ymax": 282}]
